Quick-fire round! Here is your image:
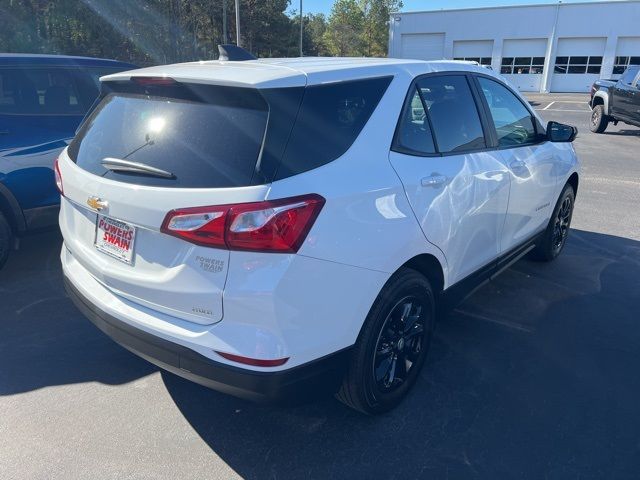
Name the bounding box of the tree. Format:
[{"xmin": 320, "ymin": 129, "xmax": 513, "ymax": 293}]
[
  {"xmin": 324, "ymin": 0, "xmax": 364, "ymax": 57},
  {"xmin": 306, "ymin": 13, "xmax": 328, "ymax": 56},
  {"xmin": 0, "ymin": 0, "xmax": 401, "ymax": 65},
  {"xmin": 359, "ymin": 0, "xmax": 402, "ymax": 57},
  {"xmin": 323, "ymin": 0, "xmax": 402, "ymax": 57}
]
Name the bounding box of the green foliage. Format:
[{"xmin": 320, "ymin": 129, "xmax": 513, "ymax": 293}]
[
  {"xmin": 324, "ymin": 0, "xmax": 364, "ymax": 57},
  {"xmin": 323, "ymin": 0, "xmax": 402, "ymax": 57},
  {"xmin": 0, "ymin": 0, "xmax": 399, "ymax": 65}
]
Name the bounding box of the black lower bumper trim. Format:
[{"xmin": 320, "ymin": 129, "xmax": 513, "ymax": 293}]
[{"xmin": 64, "ymin": 276, "xmax": 351, "ymax": 403}]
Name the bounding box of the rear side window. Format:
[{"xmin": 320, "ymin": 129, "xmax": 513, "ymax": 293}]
[
  {"xmin": 416, "ymin": 75, "xmax": 486, "ymax": 153},
  {"xmin": 620, "ymin": 66, "xmax": 640, "ymax": 85},
  {"xmin": 477, "ymin": 77, "xmax": 538, "ymax": 147},
  {"xmin": 0, "ymin": 68, "xmax": 84, "ymax": 115},
  {"xmin": 0, "ymin": 66, "xmax": 124, "ymax": 116},
  {"xmin": 393, "ymin": 87, "xmax": 436, "ymax": 155},
  {"xmin": 68, "ymin": 86, "xmax": 269, "ymax": 188},
  {"xmin": 275, "ymin": 76, "xmax": 391, "ymax": 179}
]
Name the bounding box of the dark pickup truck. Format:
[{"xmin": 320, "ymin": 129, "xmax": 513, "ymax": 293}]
[{"xmin": 589, "ymin": 65, "xmax": 640, "ymax": 133}]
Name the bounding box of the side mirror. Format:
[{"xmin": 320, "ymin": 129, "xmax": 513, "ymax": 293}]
[{"xmin": 547, "ymin": 121, "xmax": 577, "ymax": 142}]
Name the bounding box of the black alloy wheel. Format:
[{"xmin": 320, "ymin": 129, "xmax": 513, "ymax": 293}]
[
  {"xmin": 552, "ymin": 195, "xmax": 572, "ymax": 255},
  {"xmin": 530, "ymin": 184, "xmax": 575, "ymax": 262},
  {"xmin": 336, "ymin": 268, "xmax": 435, "ymax": 415},
  {"xmin": 373, "ymin": 297, "xmax": 427, "ymax": 392}
]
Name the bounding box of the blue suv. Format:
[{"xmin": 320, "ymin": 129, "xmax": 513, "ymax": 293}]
[{"xmin": 0, "ymin": 54, "xmax": 136, "ymax": 268}]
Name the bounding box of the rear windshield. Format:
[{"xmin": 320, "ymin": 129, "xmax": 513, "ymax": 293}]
[
  {"xmin": 68, "ymin": 77, "xmax": 391, "ymax": 188},
  {"xmin": 68, "ymin": 86, "xmax": 269, "ymax": 188}
]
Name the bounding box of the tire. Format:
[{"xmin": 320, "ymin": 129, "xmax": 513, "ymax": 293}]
[
  {"xmin": 0, "ymin": 211, "xmax": 12, "ymax": 270},
  {"xmin": 336, "ymin": 268, "xmax": 435, "ymax": 415},
  {"xmin": 530, "ymin": 184, "xmax": 575, "ymax": 262},
  {"xmin": 590, "ymin": 104, "xmax": 609, "ymax": 133}
]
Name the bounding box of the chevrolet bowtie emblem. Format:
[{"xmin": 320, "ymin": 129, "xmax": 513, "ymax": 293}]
[{"xmin": 87, "ymin": 196, "xmax": 108, "ymax": 211}]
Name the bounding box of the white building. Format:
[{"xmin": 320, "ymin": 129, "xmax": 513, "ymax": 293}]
[{"xmin": 388, "ymin": 1, "xmax": 640, "ymax": 92}]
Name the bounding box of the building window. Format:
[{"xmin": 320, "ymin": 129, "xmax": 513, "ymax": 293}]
[
  {"xmin": 554, "ymin": 56, "xmax": 602, "ymax": 74},
  {"xmin": 613, "ymin": 56, "xmax": 640, "ymax": 75},
  {"xmin": 500, "ymin": 57, "xmax": 545, "ymax": 74},
  {"xmin": 454, "ymin": 57, "xmax": 492, "ymax": 66}
]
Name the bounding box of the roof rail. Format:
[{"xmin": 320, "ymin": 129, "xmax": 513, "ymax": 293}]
[{"xmin": 217, "ymin": 44, "xmax": 257, "ymax": 61}]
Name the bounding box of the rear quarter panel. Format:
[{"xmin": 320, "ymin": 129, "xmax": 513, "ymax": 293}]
[
  {"xmin": 267, "ymin": 70, "xmax": 448, "ymax": 280},
  {"xmin": 0, "ymin": 115, "xmax": 79, "ymax": 210}
]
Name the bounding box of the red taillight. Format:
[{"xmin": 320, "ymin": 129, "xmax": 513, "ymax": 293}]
[
  {"xmin": 132, "ymin": 76, "xmax": 177, "ymax": 86},
  {"xmin": 160, "ymin": 194, "xmax": 325, "ymax": 253},
  {"xmin": 215, "ymin": 351, "xmax": 289, "ymax": 367},
  {"xmin": 54, "ymin": 157, "xmax": 64, "ymax": 196}
]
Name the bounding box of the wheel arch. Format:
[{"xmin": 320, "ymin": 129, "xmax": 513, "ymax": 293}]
[
  {"xmin": 0, "ymin": 183, "xmax": 26, "ymax": 234},
  {"xmin": 398, "ymin": 253, "xmax": 445, "ymax": 295},
  {"xmin": 566, "ymin": 172, "xmax": 579, "ymax": 198},
  {"xmin": 592, "ymin": 91, "xmax": 608, "ymax": 113}
]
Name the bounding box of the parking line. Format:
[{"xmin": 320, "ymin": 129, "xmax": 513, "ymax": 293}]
[
  {"xmin": 535, "ymin": 108, "xmax": 589, "ymax": 113},
  {"xmin": 453, "ymin": 308, "xmax": 534, "ymax": 333},
  {"xmin": 542, "ymin": 101, "xmax": 555, "ymax": 110}
]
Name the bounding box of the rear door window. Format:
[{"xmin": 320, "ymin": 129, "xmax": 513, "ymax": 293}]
[
  {"xmin": 68, "ymin": 85, "xmax": 270, "ymax": 188},
  {"xmin": 416, "ymin": 75, "xmax": 486, "ymax": 153},
  {"xmin": 392, "ymin": 86, "xmax": 436, "ymax": 155}
]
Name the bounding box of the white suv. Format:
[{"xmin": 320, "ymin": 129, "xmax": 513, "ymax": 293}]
[{"xmin": 58, "ymin": 57, "xmax": 579, "ymax": 414}]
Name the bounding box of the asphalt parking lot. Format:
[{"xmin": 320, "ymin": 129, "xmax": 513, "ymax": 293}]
[{"xmin": 2, "ymin": 93, "xmax": 640, "ymax": 479}]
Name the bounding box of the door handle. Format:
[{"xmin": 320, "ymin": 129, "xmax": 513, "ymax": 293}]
[
  {"xmin": 510, "ymin": 160, "xmax": 526, "ymax": 169},
  {"xmin": 421, "ymin": 174, "xmax": 447, "ymax": 187}
]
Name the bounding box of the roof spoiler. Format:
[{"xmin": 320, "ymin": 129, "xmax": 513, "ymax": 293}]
[{"xmin": 218, "ymin": 44, "xmax": 256, "ymax": 61}]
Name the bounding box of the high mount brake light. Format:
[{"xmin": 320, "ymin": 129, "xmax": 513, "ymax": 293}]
[
  {"xmin": 54, "ymin": 157, "xmax": 63, "ymax": 196},
  {"xmin": 132, "ymin": 76, "xmax": 177, "ymax": 86},
  {"xmin": 160, "ymin": 194, "xmax": 325, "ymax": 253}
]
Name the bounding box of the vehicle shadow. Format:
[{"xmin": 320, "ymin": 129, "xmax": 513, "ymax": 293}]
[
  {"xmin": 603, "ymin": 129, "xmax": 640, "ymax": 137},
  {"xmin": 162, "ymin": 229, "xmax": 640, "ymax": 479},
  {"xmin": 0, "ymin": 230, "xmax": 155, "ymax": 395},
  {"xmin": 2, "ymin": 228, "xmax": 639, "ymax": 477}
]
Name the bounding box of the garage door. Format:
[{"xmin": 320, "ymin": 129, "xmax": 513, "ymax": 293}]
[
  {"xmin": 613, "ymin": 37, "xmax": 640, "ymax": 78},
  {"xmin": 500, "ymin": 39, "xmax": 547, "ymax": 92},
  {"xmin": 400, "ymin": 33, "xmax": 445, "ymax": 61},
  {"xmin": 550, "ymin": 37, "xmax": 606, "ymax": 93},
  {"xmin": 453, "ymin": 40, "xmax": 493, "ymax": 66}
]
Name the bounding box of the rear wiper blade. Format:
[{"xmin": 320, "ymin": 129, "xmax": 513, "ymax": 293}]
[{"xmin": 101, "ymin": 157, "xmax": 175, "ymax": 179}]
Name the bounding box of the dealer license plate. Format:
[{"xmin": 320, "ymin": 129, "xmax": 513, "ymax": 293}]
[{"xmin": 94, "ymin": 214, "xmax": 137, "ymax": 265}]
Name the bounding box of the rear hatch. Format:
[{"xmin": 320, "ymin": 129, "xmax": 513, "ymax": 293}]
[{"xmin": 59, "ymin": 76, "xmax": 304, "ymax": 325}]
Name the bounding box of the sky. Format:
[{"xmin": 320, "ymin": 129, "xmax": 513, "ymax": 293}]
[{"xmin": 299, "ymin": 0, "xmax": 614, "ymax": 16}]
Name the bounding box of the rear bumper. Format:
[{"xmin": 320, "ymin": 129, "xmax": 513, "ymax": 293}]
[{"xmin": 64, "ymin": 275, "xmax": 350, "ymax": 403}]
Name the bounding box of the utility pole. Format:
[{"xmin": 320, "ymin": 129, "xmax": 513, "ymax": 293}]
[
  {"xmin": 235, "ymin": 0, "xmax": 241, "ymax": 47},
  {"xmin": 299, "ymin": 0, "xmax": 303, "ymax": 57},
  {"xmin": 222, "ymin": 0, "xmax": 227, "ymax": 44}
]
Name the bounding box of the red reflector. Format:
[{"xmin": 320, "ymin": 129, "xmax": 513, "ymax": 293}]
[
  {"xmin": 132, "ymin": 76, "xmax": 177, "ymax": 86},
  {"xmin": 54, "ymin": 157, "xmax": 64, "ymax": 196},
  {"xmin": 160, "ymin": 194, "xmax": 325, "ymax": 253},
  {"xmin": 215, "ymin": 351, "xmax": 289, "ymax": 367}
]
